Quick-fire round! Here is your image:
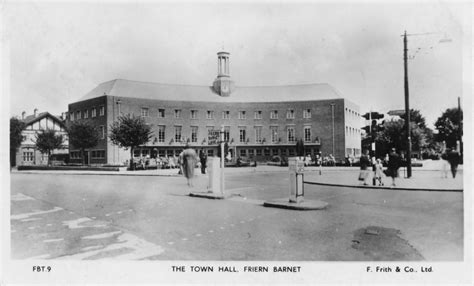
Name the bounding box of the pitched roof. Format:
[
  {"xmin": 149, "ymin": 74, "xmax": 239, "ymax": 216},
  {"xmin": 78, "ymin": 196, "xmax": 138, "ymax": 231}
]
[
  {"xmin": 79, "ymin": 79, "xmax": 342, "ymax": 103},
  {"xmin": 22, "ymin": 112, "xmax": 66, "ymax": 128}
]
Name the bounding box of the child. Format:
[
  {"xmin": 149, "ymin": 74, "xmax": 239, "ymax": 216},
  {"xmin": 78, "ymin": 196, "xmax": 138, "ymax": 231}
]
[{"xmin": 375, "ymin": 158, "xmax": 384, "ymax": 186}]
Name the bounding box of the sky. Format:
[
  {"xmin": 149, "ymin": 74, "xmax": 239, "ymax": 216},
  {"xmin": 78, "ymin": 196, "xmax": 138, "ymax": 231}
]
[{"xmin": 4, "ymin": 1, "xmax": 469, "ymax": 129}]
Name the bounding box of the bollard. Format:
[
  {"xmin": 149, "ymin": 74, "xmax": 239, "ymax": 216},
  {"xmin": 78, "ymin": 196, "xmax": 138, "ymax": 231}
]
[
  {"xmin": 288, "ymin": 157, "xmax": 305, "ymax": 203},
  {"xmin": 207, "ymin": 157, "xmax": 222, "ymax": 195}
]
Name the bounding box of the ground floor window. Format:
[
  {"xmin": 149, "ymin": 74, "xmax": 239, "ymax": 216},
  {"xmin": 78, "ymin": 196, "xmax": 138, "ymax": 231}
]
[
  {"xmin": 23, "ymin": 151, "xmax": 34, "ymax": 162},
  {"xmin": 91, "ymin": 150, "xmax": 105, "ymax": 159},
  {"xmin": 158, "ymin": 150, "xmax": 165, "ymax": 157},
  {"xmin": 271, "ymin": 149, "xmax": 278, "ymax": 156},
  {"xmin": 248, "ymin": 149, "xmax": 254, "ymax": 157},
  {"xmin": 207, "ymin": 149, "xmax": 214, "ymax": 157},
  {"xmin": 240, "ymin": 149, "xmax": 246, "ymax": 157},
  {"xmin": 256, "ymin": 149, "xmax": 262, "ymax": 156},
  {"xmin": 264, "ymin": 148, "xmax": 271, "ymax": 156}
]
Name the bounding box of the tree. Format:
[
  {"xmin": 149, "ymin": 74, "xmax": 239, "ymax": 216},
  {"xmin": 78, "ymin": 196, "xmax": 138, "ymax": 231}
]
[
  {"xmin": 10, "ymin": 117, "xmax": 25, "ymax": 167},
  {"xmin": 35, "ymin": 130, "xmax": 64, "ymax": 166},
  {"xmin": 109, "ymin": 114, "xmax": 153, "ymax": 170},
  {"xmin": 68, "ymin": 121, "xmax": 100, "ymax": 165},
  {"xmin": 434, "ymin": 108, "xmax": 462, "ymax": 148}
]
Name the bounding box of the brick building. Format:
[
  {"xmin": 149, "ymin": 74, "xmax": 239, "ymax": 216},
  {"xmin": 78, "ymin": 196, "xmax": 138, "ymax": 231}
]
[{"xmin": 67, "ymin": 51, "xmax": 361, "ymax": 165}]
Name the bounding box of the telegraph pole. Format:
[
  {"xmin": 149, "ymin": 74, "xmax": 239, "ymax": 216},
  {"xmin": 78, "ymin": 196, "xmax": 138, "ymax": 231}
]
[{"xmin": 403, "ymin": 31, "xmax": 412, "ymax": 178}]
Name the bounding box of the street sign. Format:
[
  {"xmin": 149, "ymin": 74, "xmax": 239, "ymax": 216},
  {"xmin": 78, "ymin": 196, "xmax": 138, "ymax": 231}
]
[
  {"xmin": 208, "ymin": 130, "xmax": 221, "ymax": 145},
  {"xmin": 388, "ymin": 110, "xmax": 405, "ymax": 116}
]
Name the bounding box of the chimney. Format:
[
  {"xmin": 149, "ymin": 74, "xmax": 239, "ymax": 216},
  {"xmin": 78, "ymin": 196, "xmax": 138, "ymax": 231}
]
[
  {"xmin": 34, "ymin": 108, "xmax": 38, "ymax": 117},
  {"xmin": 61, "ymin": 112, "xmax": 65, "ymax": 120},
  {"xmin": 22, "ymin": 111, "xmax": 26, "ymax": 120}
]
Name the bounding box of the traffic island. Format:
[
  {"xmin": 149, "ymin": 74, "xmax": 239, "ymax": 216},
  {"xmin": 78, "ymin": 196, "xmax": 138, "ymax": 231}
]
[
  {"xmin": 263, "ymin": 198, "xmax": 328, "ymax": 210},
  {"xmin": 189, "ymin": 192, "xmax": 226, "ymax": 200},
  {"xmin": 264, "ymin": 157, "xmax": 329, "ymax": 211}
]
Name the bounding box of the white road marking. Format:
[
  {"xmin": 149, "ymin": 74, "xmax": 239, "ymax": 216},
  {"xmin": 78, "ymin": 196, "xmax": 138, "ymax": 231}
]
[
  {"xmin": 220, "ymin": 227, "xmax": 225, "ymax": 230},
  {"xmin": 27, "ymin": 254, "xmax": 51, "ymax": 260},
  {"xmin": 43, "ymin": 238, "xmax": 64, "ymax": 243},
  {"xmin": 82, "ymin": 231, "xmax": 122, "ymax": 240},
  {"xmin": 28, "ymin": 227, "xmax": 36, "ymax": 230},
  {"xmin": 209, "ymin": 230, "xmax": 214, "ymax": 233},
  {"xmin": 46, "ymin": 224, "xmax": 53, "ymax": 227},
  {"xmin": 195, "ymin": 234, "xmax": 202, "ymax": 237},
  {"xmin": 20, "ymin": 218, "xmax": 42, "ymax": 222},
  {"xmin": 81, "ymin": 245, "xmax": 103, "ymax": 251},
  {"xmin": 181, "ymin": 238, "xmax": 188, "ymax": 241},
  {"xmin": 117, "ymin": 211, "xmax": 122, "ymax": 214},
  {"xmin": 58, "ymin": 233, "xmax": 164, "ymax": 260},
  {"xmin": 11, "ymin": 207, "xmax": 63, "ymax": 220},
  {"xmin": 168, "ymin": 242, "xmax": 174, "ymax": 245},
  {"xmin": 62, "ymin": 217, "xmax": 92, "ymax": 229},
  {"xmin": 11, "ymin": 193, "xmax": 35, "ymax": 201},
  {"xmin": 69, "ymin": 212, "xmax": 74, "ymax": 214},
  {"xmin": 105, "ymin": 214, "xmax": 111, "ymax": 217}
]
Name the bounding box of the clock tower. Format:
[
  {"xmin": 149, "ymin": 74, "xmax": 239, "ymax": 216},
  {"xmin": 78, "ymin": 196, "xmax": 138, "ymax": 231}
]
[{"xmin": 213, "ymin": 51, "xmax": 234, "ymax": 97}]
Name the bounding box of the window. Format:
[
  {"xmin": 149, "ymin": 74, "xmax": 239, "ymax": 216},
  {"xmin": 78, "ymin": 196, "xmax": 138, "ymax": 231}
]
[
  {"xmin": 76, "ymin": 111, "xmax": 81, "ymax": 120},
  {"xmin": 240, "ymin": 149, "xmax": 246, "ymax": 157},
  {"xmin": 158, "ymin": 126, "xmax": 165, "ymax": 142},
  {"xmin": 174, "ymin": 126, "xmax": 182, "ymax": 142},
  {"xmin": 207, "ymin": 149, "xmax": 214, "ymax": 157},
  {"xmin": 190, "ymin": 110, "xmax": 198, "ymax": 119},
  {"xmin": 100, "ymin": 125, "xmax": 105, "ymax": 139},
  {"xmin": 23, "ymin": 151, "xmax": 34, "ymax": 162},
  {"xmin": 238, "ymin": 111, "xmax": 246, "ymax": 119},
  {"xmin": 286, "ymin": 109, "xmax": 295, "ymax": 119},
  {"xmin": 70, "ymin": 112, "xmax": 75, "ymax": 121},
  {"xmin": 191, "ymin": 126, "xmax": 198, "ymax": 143},
  {"xmin": 289, "ymin": 148, "xmax": 295, "ymax": 156},
  {"xmin": 287, "ymin": 126, "xmax": 295, "ymax": 142},
  {"xmin": 158, "ymin": 150, "xmax": 165, "ymax": 157},
  {"xmin": 222, "ymin": 110, "xmax": 230, "ymax": 119},
  {"xmin": 264, "ymin": 149, "xmax": 270, "ymax": 156},
  {"xmin": 303, "ymin": 109, "xmax": 311, "ymax": 119},
  {"xmin": 141, "ymin": 107, "xmax": 149, "ymax": 117},
  {"xmin": 224, "ymin": 126, "xmax": 230, "ymax": 142},
  {"xmin": 174, "ymin": 109, "xmax": 181, "ymax": 119},
  {"xmin": 254, "ymin": 110, "xmax": 262, "ymax": 119},
  {"xmin": 239, "ymin": 127, "xmax": 246, "ymax": 143},
  {"xmin": 158, "ymin": 109, "xmax": 165, "ymax": 118},
  {"xmin": 256, "ymin": 149, "xmax": 262, "ymax": 156},
  {"xmin": 271, "ymin": 149, "xmax": 278, "ymax": 156},
  {"xmin": 248, "ymin": 149, "xmax": 255, "ymax": 157},
  {"xmin": 83, "ymin": 110, "xmax": 88, "ymax": 119},
  {"xmin": 91, "ymin": 150, "xmax": 105, "ymax": 159},
  {"xmin": 207, "ymin": 110, "xmax": 214, "ymax": 119},
  {"xmin": 271, "ymin": 126, "xmax": 278, "ymax": 143},
  {"xmin": 99, "ymin": 106, "xmax": 105, "ymax": 116},
  {"xmin": 255, "ymin": 126, "xmax": 263, "ymax": 143},
  {"xmin": 70, "ymin": 151, "xmax": 80, "ymax": 159},
  {"xmin": 270, "ymin": 110, "xmax": 278, "ymax": 119},
  {"xmin": 304, "ymin": 126, "xmax": 311, "ymax": 142},
  {"xmin": 91, "ymin": 108, "xmax": 96, "ymax": 118}
]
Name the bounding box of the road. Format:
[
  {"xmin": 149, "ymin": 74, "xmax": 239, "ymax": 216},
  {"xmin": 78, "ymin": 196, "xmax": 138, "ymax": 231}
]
[{"xmin": 10, "ymin": 171, "xmax": 463, "ymax": 261}]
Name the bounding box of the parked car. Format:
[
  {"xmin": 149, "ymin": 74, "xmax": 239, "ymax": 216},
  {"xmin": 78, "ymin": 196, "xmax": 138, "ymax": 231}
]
[{"xmin": 267, "ymin": 156, "xmax": 288, "ymax": 166}]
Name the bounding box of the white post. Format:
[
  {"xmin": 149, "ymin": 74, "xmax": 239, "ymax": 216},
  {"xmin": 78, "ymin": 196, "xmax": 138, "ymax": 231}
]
[{"xmin": 220, "ymin": 125, "xmax": 225, "ymax": 195}]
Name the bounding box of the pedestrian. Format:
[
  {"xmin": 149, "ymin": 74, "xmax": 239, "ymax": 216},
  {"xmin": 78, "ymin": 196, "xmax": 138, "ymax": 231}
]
[
  {"xmin": 374, "ymin": 158, "xmax": 384, "ymax": 186},
  {"xmin": 385, "ymin": 148, "xmax": 401, "ymax": 187},
  {"xmin": 446, "ymin": 148, "xmax": 461, "ymax": 178},
  {"xmin": 371, "ymin": 155, "xmax": 377, "ymax": 186},
  {"xmin": 441, "ymin": 151, "xmax": 449, "ymax": 178},
  {"xmin": 358, "ymin": 149, "xmax": 371, "ymax": 186},
  {"xmin": 180, "ymin": 145, "xmax": 198, "ymax": 187},
  {"xmin": 199, "ymin": 149, "xmax": 207, "ymax": 174}
]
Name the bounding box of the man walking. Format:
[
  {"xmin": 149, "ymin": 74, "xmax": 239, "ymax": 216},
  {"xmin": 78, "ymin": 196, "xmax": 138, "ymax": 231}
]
[{"xmin": 446, "ymin": 148, "xmax": 461, "ymax": 178}]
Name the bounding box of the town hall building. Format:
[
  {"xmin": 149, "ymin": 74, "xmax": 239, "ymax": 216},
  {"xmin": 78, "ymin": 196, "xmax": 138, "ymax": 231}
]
[{"xmin": 67, "ymin": 51, "xmax": 361, "ymax": 165}]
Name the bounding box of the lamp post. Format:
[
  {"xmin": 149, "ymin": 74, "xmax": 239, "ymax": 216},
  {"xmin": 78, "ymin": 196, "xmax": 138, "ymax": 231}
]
[
  {"xmin": 402, "ymin": 31, "xmax": 451, "ymax": 178},
  {"xmin": 403, "ymin": 31, "xmax": 412, "ymax": 178}
]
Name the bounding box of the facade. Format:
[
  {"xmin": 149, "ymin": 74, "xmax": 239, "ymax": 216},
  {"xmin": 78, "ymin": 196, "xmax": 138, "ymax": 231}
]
[
  {"xmin": 67, "ymin": 52, "xmax": 361, "ymax": 165},
  {"xmin": 15, "ymin": 110, "xmax": 69, "ymax": 166}
]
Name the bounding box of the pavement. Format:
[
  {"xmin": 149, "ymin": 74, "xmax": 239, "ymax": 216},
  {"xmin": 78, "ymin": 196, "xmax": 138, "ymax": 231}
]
[{"xmin": 12, "ymin": 159, "xmax": 464, "ymax": 192}]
